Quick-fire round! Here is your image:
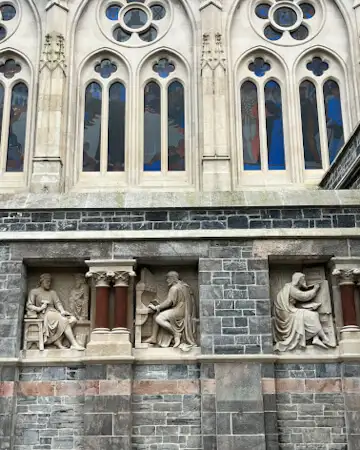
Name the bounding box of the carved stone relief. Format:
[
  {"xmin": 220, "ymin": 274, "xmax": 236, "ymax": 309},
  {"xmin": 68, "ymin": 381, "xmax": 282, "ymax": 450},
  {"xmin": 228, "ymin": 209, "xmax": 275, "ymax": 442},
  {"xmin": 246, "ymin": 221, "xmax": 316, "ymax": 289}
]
[
  {"xmin": 135, "ymin": 267, "xmax": 199, "ymax": 351},
  {"xmin": 271, "ymin": 265, "xmax": 336, "ymax": 352},
  {"xmin": 24, "ymin": 270, "xmax": 91, "ymax": 352},
  {"xmin": 40, "ymin": 32, "xmax": 66, "ymax": 74}
]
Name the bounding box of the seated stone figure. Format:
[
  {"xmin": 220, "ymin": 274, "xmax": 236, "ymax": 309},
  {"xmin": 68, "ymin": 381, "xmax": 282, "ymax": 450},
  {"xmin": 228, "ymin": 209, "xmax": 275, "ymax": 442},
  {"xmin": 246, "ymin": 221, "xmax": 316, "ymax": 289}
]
[
  {"xmin": 145, "ymin": 271, "xmax": 197, "ymax": 349},
  {"xmin": 273, "ymin": 272, "xmax": 333, "ymax": 352},
  {"xmin": 26, "ymin": 273, "xmax": 84, "ymax": 350}
]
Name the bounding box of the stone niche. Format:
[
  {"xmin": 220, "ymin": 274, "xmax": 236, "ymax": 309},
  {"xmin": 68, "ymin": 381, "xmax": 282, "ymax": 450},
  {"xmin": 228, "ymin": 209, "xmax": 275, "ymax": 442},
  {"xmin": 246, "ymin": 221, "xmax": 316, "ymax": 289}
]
[
  {"xmin": 23, "ymin": 266, "xmax": 91, "ymax": 355},
  {"xmin": 134, "ymin": 263, "xmax": 199, "ymax": 352},
  {"xmin": 269, "ymin": 259, "xmax": 337, "ymax": 354}
]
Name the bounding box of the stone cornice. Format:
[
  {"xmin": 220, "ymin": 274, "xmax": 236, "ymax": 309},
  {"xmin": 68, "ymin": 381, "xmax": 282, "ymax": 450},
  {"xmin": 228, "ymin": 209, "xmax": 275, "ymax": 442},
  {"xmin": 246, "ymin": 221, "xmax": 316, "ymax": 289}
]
[
  {"xmin": 0, "ymin": 189, "xmax": 359, "ymax": 210},
  {"xmin": 2, "ymin": 228, "xmax": 360, "ymax": 241}
]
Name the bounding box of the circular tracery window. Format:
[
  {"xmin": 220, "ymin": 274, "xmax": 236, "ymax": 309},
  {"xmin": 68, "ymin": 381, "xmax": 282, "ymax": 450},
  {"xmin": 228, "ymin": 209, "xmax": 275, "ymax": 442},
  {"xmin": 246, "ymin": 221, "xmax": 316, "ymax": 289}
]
[
  {"xmin": 100, "ymin": 0, "xmax": 170, "ymax": 47},
  {"xmin": 252, "ymin": 0, "xmax": 323, "ymax": 46},
  {"xmin": 0, "ymin": 3, "xmax": 19, "ymax": 42}
]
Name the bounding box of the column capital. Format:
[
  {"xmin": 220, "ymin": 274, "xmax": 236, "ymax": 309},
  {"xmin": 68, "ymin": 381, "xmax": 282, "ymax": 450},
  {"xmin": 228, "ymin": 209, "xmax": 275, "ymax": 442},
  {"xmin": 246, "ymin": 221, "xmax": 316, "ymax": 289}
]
[
  {"xmin": 85, "ymin": 271, "xmax": 113, "ymax": 287},
  {"xmin": 112, "ymin": 270, "xmax": 136, "ymax": 287},
  {"xmin": 332, "ymin": 268, "xmax": 357, "ymax": 285}
]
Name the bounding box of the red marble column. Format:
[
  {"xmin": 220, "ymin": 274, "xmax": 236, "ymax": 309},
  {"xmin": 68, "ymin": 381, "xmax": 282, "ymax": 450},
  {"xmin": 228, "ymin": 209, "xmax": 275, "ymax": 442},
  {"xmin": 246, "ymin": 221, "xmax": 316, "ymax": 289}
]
[
  {"xmin": 87, "ymin": 271, "xmax": 111, "ymax": 331},
  {"xmin": 113, "ymin": 271, "xmax": 130, "ymax": 330},
  {"xmin": 333, "ymin": 269, "xmax": 358, "ymax": 328}
]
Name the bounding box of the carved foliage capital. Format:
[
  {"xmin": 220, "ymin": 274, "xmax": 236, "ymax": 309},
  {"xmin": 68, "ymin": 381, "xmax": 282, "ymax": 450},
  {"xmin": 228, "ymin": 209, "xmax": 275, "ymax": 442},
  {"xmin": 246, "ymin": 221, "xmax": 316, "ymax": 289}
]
[
  {"xmin": 85, "ymin": 271, "xmax": 112, "ymax": 287},
  {"xmin": 332, "ymin": 268, "xmax": 357, "ymax": 285}
]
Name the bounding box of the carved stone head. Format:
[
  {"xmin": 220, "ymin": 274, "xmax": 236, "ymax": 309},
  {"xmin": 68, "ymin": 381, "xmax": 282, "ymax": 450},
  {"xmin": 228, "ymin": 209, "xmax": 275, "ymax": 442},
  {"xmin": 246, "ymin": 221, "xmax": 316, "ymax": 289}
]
[
  {"xmin": 166, "ymin": 271, "xmax": 179, "ymax": 286},
  {"xmin": 74, "ymin": 273, "xmax": 86, "ymax": 289},
  {"xmin": 39, "ymin": 273, "xmax": 52, "ymax": 291},
  {"xmin": 291, "ymin": 272, "xmax": 306, "ymax": 289}
]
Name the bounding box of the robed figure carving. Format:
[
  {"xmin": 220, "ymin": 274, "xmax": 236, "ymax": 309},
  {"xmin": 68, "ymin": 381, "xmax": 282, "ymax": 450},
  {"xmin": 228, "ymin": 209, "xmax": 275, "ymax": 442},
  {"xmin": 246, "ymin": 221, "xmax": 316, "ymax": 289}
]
[
  {"xmin": 273, "ymin": 272, "xmax": 334, "ymax": 352},
  {"xmin": 144, "ymin": 271, "xmax": 197, "ymax": 350},
  {"xmin": 26, "ymin": 273, "xmax": 84, "ymax": 350}
]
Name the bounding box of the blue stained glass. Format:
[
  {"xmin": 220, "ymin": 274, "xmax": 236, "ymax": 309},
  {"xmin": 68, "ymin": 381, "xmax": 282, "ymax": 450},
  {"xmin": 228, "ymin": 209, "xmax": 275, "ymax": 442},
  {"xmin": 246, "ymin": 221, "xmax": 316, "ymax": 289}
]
[
  {"xmin": 273, "ymin": 7, "xmax": 297, "ymax": 28},
  {"xmin": 299, "ymin": 80, "xmax": 322, "ymax": 169},
  {"xmin": 248, "ymin": 57, "xmax": 271, "ymax": 77},
  {"xmin": 6, "ymin": 83, "xmax": 28, "ymax": 172},
  {"xmin": 168, "ymin": 81, "xmax": 185, "ymax": 171},
  {"xmin": 255, "ymin": 4, "xmax": 270, "ymax": 19},
  {"xmin": 83, "ymin": 83, "xmax": 102, "ymax": 172},
  {"xmin": 291, "ymin": 25, "xmax": 309, "ymax": 41},
  {"xmin": 106, "ymin": 5, "xmax": 121, "ymax": 20},
  {"xmin": 306, "ymin": 57, "xmax": 329, "ymax": 76},
  {"xmin": 108, "ymin": 83, "xmax": 126, "ymax": 171},
  {"xmin": 0, "ymin": 27, "xmax": 6, "ymax": 41},
  {"xmin": 241, "ymin": 81, "xmax": 260, "ymax": 170},
  {"xmin": 0, "ymin": 5, "xmax": 16, "ymax": 21},
  {"xmin": 153, "ymin": 58, "xmax": 175, "ymax": 78},
  {"xmin": 265, "ymin": 81, "xmax": 285, "ymax": 170},
  {"xmin": 323, "ymin": 80, "xmax": 344, "ymax": 164},
  {"xmin": 124, "ymin": 8, "xmax": 148, "ymax": 29},
  {"xmin": 300, "ymin": 3, "xmax": 315, "ymax": 19},
  {"xmin": 144, "ymin": 82, "xmax": 161, "ymax": 171},
  {"xmin": 95, "ymin": 59, "xmax": 117, "ymax": 79},
  {"xmin": 151, "ymin": 4, "xmax": 166, "ymax": 20},
  {"xmin": 264, "ymin": 26, "xmax": 282, "ymax": 41},
  {"xmin": 113, "ymin": 27, "xmax": 131, "ymax": 42}
]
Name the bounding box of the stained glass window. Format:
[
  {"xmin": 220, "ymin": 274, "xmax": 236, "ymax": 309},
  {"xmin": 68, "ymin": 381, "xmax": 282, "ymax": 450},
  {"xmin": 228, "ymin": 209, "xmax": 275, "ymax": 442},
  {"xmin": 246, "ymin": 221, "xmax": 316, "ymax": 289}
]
[
  {"xmin": 168, "ymin": 81, "xmax": 185, "ymax": 171},
  {"xmin": 153, "ymin": 58, "xmax": 175, "ymax": 78},
  {"xmin": 264, "ymin": 26, "xmax": 282, "ymax": 41},
  {"xmin": 0, "ymin": 59, "xmax": 21, "ymax": 79},
  {"xmin": 300, "ymin": 3, "xmax": 315, "ymax": 19},
  {"xmin": 241, "ymin": 81, "xmax": 260, "ymax": 170},
  {"xmin": 255, "ymin": 4, "xmax": 270, "ymax": 19},
  {"xmin": 306, "ymin": 57, "xmax": 329, "ymax": 76},
  {"xmin": 273, "ymin": 7, "xmax": 297, "ymax": 28},
  {"xmin": 108, "ymin": 83, "xmax": 126, "ymax": 171},
  {"xmin": 95, "ymin": 59, "xmax": 117, "ymax": 79},
  {"xmin": 144, "ymin": 82, "xmax": 161, "ymax": 171},
  {"xmin": 106, "ymin": 5, "xmax": 121, "ymax": 20},
  {"xmin": 114, "ymin": 27, "xmax": 131, "ymax": 42},
  {"xmin": 323, "ymin": 80, "xmax": 344, "ymax": 163},
  {"xmin": 291, "ymin": 25, "xmax": 309, "ymax": 40},
  {"xmin": 265, "ymin": 81, "xmax": 285, "ymax": 170},
  {"xmin": 124, "ymin": 9, "xmax": 148, "ymax": 29},
  {"xmin": 6, "ymin": 83, "xmax": 28, "ymax": 172},
  {"xmin": 83, "ymin": 83, "xmax": 102, "ymax": 172},
  {"xmin": 139, "ymin": 26, "xmax": 157, "ymax": 42},
  {"xmin": 0, "ymin": 27, "xmax": 6, "ymax": 41},
  {"xmin": 0, "ymin": 5, "xmax": 16, "ymax": 21},
  {"xmin": 151, "ymin": 4, "xmax": 166, "ymax": 20},
  {"xmin": 0, "ymin": 84, "xmax": 4, "ymax": 148},
  {"xmin": 248, "ymin": 57, "xmax": 271, "ymax": 77},
  {"xmin": 299, "ymin": 80, "xmax": 322, "ymax": 169}
]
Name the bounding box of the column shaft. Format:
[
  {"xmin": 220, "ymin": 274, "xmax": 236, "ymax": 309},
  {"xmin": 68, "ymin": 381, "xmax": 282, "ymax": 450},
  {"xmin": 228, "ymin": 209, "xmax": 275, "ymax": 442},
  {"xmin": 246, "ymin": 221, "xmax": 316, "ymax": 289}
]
[
  {"xmin": 95, "ymin": 286, "xmax": 110, "ymax": 330},
  {"xmin": 114, "ymin": 285, "xmax": 128, "ymax": 329},
  {"xmin": 340, "ymin": 284, "xmax": 357, "ymax": 327}
]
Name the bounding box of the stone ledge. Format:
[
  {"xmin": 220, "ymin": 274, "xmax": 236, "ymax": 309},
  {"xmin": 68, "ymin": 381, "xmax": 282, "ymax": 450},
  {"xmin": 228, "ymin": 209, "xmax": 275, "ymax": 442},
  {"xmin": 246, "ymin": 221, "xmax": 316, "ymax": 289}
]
[
  {"xmin": 0, "ymin": 189, "xmax": 359, "ymax": 209},
  {"xmin": 1, "ymin": 348, "xmax": 359, "ymax": 366},
  {"xmin": 2, "ymin": 227, "xmax": 360, "ymax": 241}
]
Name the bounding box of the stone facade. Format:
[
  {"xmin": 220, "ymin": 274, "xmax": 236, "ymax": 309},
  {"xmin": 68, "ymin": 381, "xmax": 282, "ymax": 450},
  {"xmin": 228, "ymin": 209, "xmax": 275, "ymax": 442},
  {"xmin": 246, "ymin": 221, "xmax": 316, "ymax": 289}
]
[{"xmin": 1, "ymin": 0, "xmax": 360, "ymax": 449}]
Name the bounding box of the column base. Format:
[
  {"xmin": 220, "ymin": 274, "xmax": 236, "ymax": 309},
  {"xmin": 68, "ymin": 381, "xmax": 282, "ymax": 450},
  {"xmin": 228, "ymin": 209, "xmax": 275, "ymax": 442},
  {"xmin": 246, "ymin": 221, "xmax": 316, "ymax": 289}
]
[
  {"xmin": 86, "ymin": 329, "xmax": 132, "ymax": 357},
  {"xmin": 30, "ymin": 157, "xmax": 63, "ymax": 193},
  {"xmin": 339, "ymin": 328, "xmax": 360, "ymax": 355}
]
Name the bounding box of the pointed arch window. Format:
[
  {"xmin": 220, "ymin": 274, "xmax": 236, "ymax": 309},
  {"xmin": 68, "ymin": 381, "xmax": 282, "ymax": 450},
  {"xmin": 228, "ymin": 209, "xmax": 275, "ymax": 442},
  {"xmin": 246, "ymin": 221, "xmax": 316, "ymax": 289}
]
[
  {"xmin": 143, "ymin": 57, "xmax": 186, "ymax": 173},
  {"xmin": 299, "ymin": 56, "xmax": 345, "ymax": 169},
  {"xmin": 0, "ymin": 56, "xmax": 31, "ymax": 175},
  {"xmin": 240, "ymin": 57, "xmax": 286, "ymax": 173},
  {"xmin": 81, "ymin": 57, "xmax": 127, "ymax": 174}
]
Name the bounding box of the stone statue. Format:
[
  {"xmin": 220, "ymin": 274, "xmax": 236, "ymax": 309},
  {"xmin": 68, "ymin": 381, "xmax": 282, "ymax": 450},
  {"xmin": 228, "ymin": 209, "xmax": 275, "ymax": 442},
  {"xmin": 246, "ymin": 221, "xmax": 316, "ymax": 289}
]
[
  {"xmin": 68, "ymin": 273, "xmax": 89, "ymax": 320},
  {"xmin": 26, "ymin": 273, "xmax": 84, "ymax": 350},
  {"xmin": 273, "ymin": 272, "xmax": 334, "ymax": 352},
  {"xmin": 145, "ymin": 271, "xmax": 197, "ymax": 349}
]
